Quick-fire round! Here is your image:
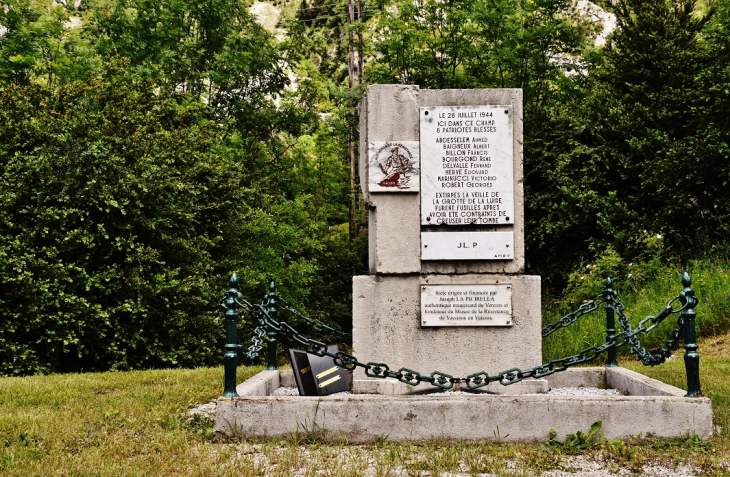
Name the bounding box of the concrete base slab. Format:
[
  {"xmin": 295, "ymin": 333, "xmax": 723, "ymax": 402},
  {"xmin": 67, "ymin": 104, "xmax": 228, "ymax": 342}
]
[
  {"xmin": 216, "ymin": 367, "xmax": 712, "ymax": 442},
  {"xmin": 352, "ymin": 378, "xmax": 549, "ymax": 395}
]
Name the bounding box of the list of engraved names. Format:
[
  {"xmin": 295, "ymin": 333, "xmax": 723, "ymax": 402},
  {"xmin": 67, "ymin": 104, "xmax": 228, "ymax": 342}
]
[{"xmin": 420, "ymin": 105, "xmax": 514, "ymax": 225}]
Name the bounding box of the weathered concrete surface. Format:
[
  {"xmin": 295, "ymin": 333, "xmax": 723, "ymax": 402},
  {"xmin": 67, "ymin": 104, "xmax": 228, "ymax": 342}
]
[
  {"xmin": 368, "ymin": 194, "xmax": 422, "ymax": 274},
  {"xmin": 360, "ymin": 85, "xmax": 525, "ymax": 275},
  {"xmin": 352, "ymin": 274, "xmax": 541, "ymax": 390},
  {"xmin": 216, "ymin": 369, "xmax": 713, "ymax": 442},
  {"xmin": 279, "ymin": 370, "xmax": 296, "ymax": 388},
  {"xmin": 544, "ymin": 367, "xmax": 692, "ymax": 397},
  {"xmin": 353, "ymin": 378, "xmax": 410, "ymax": 396},
  {"xmin": 360, "ymin": 84, "xmax": 421, "ymax": 206},
  {"xmin": 235, "ymin": 370, "xmax": 280, "ymax": 397},
  {"xmin": 544, "ymin": 367, "xmax": 606, "ymax": 389},
  {"xmin": 352, "ymin": 378, "xmax": 549, "ymax": 395},
  {"xmin": 606, "ymin": 367, "xmax": 688, "ymax": 397}
]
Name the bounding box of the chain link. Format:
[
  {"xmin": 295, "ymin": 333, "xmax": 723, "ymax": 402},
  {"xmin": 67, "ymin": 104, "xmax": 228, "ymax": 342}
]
[
  {"xmin": 232, "ymin": 285, "xmax": 693, "ymax": 390},
  {"xmin": 541, "ymin": 295, "xmax": 604, "ymax": 337},
  {"xmin": 612, "ymin": 292, "xmax": 691, "ymax": 366},
  {"xmin": 278, "ymin": 297, "xmax": 353, "ymax": 343},
  {"xmin": 240, "ymin": 325, "xmax": 266, "ymax": 360}
]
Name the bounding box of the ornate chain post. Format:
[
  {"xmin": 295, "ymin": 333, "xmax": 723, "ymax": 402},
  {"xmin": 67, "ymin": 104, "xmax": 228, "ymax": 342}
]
[
  {"xmin": 265, "ymin": 281, "xmax": 279, "ymax": 371},
  {"xmin": 680, "ymin": 272, "xmax": 702, "ymax": 397},
  {"xmin": 221, "ymin": 273, "xmax": 243, "ymax": 398},
  {"xmin": 603, "ymin": 278, "xmax": 619, "ymax": 367}
]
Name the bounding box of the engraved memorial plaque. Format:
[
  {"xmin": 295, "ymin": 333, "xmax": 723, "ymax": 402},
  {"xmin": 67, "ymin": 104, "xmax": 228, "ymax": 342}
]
[
  {"xmin": 421, "ymin": 284, "xmax": 513, "ymax": 327},
  {"xmin": 368, "ymin": 141, "xmax": 420, "ymax": 192},
  {"xmin": 288, "ymin": 346, "xmax": 349, "ymax": 396},
  {"xmin": 420, "ymin": 105, "xmax": 513, "ymax": 225},
  {"xmin": 421, "ymin": 231, "xmax": 513, "ymax": 260}
]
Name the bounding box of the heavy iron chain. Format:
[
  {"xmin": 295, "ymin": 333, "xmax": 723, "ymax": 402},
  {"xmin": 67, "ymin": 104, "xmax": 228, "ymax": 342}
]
[
  {"xmin": 241, "ymin": 324, "xmax": 267, "ymax": 361},
  {"xmin": 277, "ymin": 297, "xmax": 353, "ymax": 343},
  {"xmin": 226, "ymin": 292, "xmax": 353, "ymax": 363},
  {"xmin": 237, "ymin": 291, "xmax": 695, "ymax": 391},
  {"xmin": 613, "ymin": 294, "xmax": 690, "ymax": 366},
  {"xmin": 541, "ymin": 294, "xmax": 605, "ymax": 338},
  {"xmin": 463, "ymin": 294, "xmax": 693, "ymax": 390},
  {"xmin": 223, "ymin": 286, "xmax": 274, "ymax": 363}
]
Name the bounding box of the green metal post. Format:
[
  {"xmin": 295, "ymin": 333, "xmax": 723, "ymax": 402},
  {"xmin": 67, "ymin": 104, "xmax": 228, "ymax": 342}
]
[
  {"xmin": 604, "ymin": 278, "xmax": 619, "ymax": 367},
  {"xmin": 680, "ymin": 272, "xmax": 702, "ymax": 397},
  {"xmin": 265, "ymin": 281, "xmax": 278, "ymax": 371},
  {"xmin": 221, "ymin": 273, "xmax": 242, "ymax": 398}
]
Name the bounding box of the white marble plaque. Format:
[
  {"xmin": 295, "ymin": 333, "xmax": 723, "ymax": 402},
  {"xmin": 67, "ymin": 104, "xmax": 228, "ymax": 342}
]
[
  {"xmin": 420, "ymin": 105, "xmax": 513, "ymax": 225},
  {"xmin": 421, "ymin": 231, "xmax": 513, "ymax": 260},
  {"xmin": 421, "ymin": 284, "xmax": 513, "ymax": 327},
  {"xmin": 368, "ymin": 141, "xmax": 420, "ymax": 192}
]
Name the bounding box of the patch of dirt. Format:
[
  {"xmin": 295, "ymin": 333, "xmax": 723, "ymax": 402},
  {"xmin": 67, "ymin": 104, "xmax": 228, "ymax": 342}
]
[{"xmin": 699, "ymin": 330, "xmax": 730, "ymax": 358}]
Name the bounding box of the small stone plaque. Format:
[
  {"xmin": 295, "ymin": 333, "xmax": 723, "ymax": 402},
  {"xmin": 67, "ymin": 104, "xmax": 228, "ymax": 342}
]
[
  {"xmin": 421, "ymin": 231, "xmax": 513, "ymax": 260},
  {"xmin": 368, "ymin": 141, "xmax": 420, "ymax": 192},
  {"xmin": 421, "ymin": 284, "xmax": 513, "ymax": 327},
  {"xmin": 420, "ymin": 105, "xmax": 513, "ymax": 225}
]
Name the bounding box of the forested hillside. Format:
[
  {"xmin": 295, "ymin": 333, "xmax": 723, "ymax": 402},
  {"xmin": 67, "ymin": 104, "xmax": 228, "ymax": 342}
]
[{"xmin": 1, "ymin": 0, "xmax": 728, "ymax": 375}]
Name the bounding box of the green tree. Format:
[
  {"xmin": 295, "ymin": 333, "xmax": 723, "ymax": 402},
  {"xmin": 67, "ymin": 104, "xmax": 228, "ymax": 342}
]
[
  {"xmin": 564, "ymin": 0, "xmax": 716, "ymax": 259},
  {"xmin": 367, "ymin": 0, "xmax": 477, "ymax": 88},
  {"xmin": 87, "ymin": 0, "xmax": 299, "ymax": 142},
  {"xmin": 0, "ymin": 61, "xmax": 341, "ymax": 376},
  {"xmin": 0, "ymin": 0, "xmax": 97, "ymax": 87}
]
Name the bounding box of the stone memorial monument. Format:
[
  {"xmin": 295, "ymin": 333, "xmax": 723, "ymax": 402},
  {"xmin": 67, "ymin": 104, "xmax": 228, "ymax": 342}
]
[
  {"xmin": 215, "ymin": 85, "xmax": 713, "ymax": 441},
  {"xmin": 353, "ymin": 85, "xmax": 545, "ymax": 394}
]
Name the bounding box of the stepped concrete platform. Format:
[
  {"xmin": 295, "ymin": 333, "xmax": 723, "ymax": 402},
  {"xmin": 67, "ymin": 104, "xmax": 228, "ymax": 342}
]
[{"xmin": 214, "ymin": 367, "xmax": 712, "ymax": 442}]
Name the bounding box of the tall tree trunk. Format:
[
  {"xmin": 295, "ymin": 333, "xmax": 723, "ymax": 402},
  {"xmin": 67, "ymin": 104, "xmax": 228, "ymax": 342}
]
[{"xmin": 348, "ymin": 0, "xmax": 357, "ymax": 239}]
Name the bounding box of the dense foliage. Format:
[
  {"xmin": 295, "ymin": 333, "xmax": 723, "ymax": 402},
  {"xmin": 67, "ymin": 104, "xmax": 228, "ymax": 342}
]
[
  {"xmin": 0, "ymin": 0, "xmax": 361, "ymax": 375},
  {"xmin": 0, "ymin": 67, "xmax": 230, "ymax": 373},
  {"xmin": 1, "ymin": 0, "xmax": 729, "ymax": 375}
]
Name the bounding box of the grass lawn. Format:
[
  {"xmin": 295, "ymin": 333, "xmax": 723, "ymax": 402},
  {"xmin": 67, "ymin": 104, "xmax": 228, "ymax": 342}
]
[
  {"xmin": 3, "ymin": 262, "xmax": 730, "ymax": 476},
  {"xmin": 2, "ymin": 332, "xmax": 730, "ymax": 476}
]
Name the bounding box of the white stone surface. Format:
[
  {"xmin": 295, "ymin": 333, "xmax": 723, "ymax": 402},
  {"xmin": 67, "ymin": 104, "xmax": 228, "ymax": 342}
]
[
  {"xmin": 359, "ymin": 85, "xmax": 525, "ymax": 274},
  {"xmin": 368, "ymin": 194, "xmax": 422, "ymax": 274},
  {"xmin": 421, "ymin": 231, "xmax": 514, "ymax": 260},
  {"xmin": 545, "ymin": 366, "xmax": 606, "ymax": 389},
  {"xmin": 352, "ymin": 378, "xmax": 411, "ymax": 395},
  {"xmin": 352, "ymin": 274, "xmax": 541, "ymax": 390},
  {"xmin": 421, "ymin": 283, "xmax": 512, "ymax": 327},
  {"xmin": 606, "ymin": 366, "xmax": 687, "ymax": 397},
  {"xmin": 420, "ymin": 105, "xmax": 514, "ymax": 226},
  {"xmin": 539, "ymin": 387, "xmax": 621, "ymax": 397},
  {"xmin": 234, "ymin": 369, "xmax": 280, "ymax": 397}
]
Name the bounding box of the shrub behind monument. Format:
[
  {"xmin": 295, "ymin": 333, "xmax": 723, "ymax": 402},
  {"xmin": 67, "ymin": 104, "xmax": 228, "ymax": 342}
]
[{"xmin": 0, "ymin": 67, "xmax": 248, "ymax": 375}]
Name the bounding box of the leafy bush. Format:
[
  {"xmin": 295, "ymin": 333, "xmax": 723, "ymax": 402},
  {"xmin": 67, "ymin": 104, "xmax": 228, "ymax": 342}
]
[
  {"xmin": 563, "ymin": 231, "xmax": 668, "ymax": 303},
  {"xmin": 0, "ymin": 65, "xmax": 249, "ymax": 375}
]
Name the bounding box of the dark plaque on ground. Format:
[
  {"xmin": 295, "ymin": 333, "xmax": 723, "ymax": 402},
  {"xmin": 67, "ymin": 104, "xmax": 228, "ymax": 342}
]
[{"xmin": 288, "ymin": 345, "xmax": 349, "ymax": 396}]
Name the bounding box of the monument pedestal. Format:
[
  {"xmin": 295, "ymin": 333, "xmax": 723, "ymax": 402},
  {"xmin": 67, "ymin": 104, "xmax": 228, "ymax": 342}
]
[{"xmin": 353, "ymin": 274, "xmax": 542, "ymax": 392}]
